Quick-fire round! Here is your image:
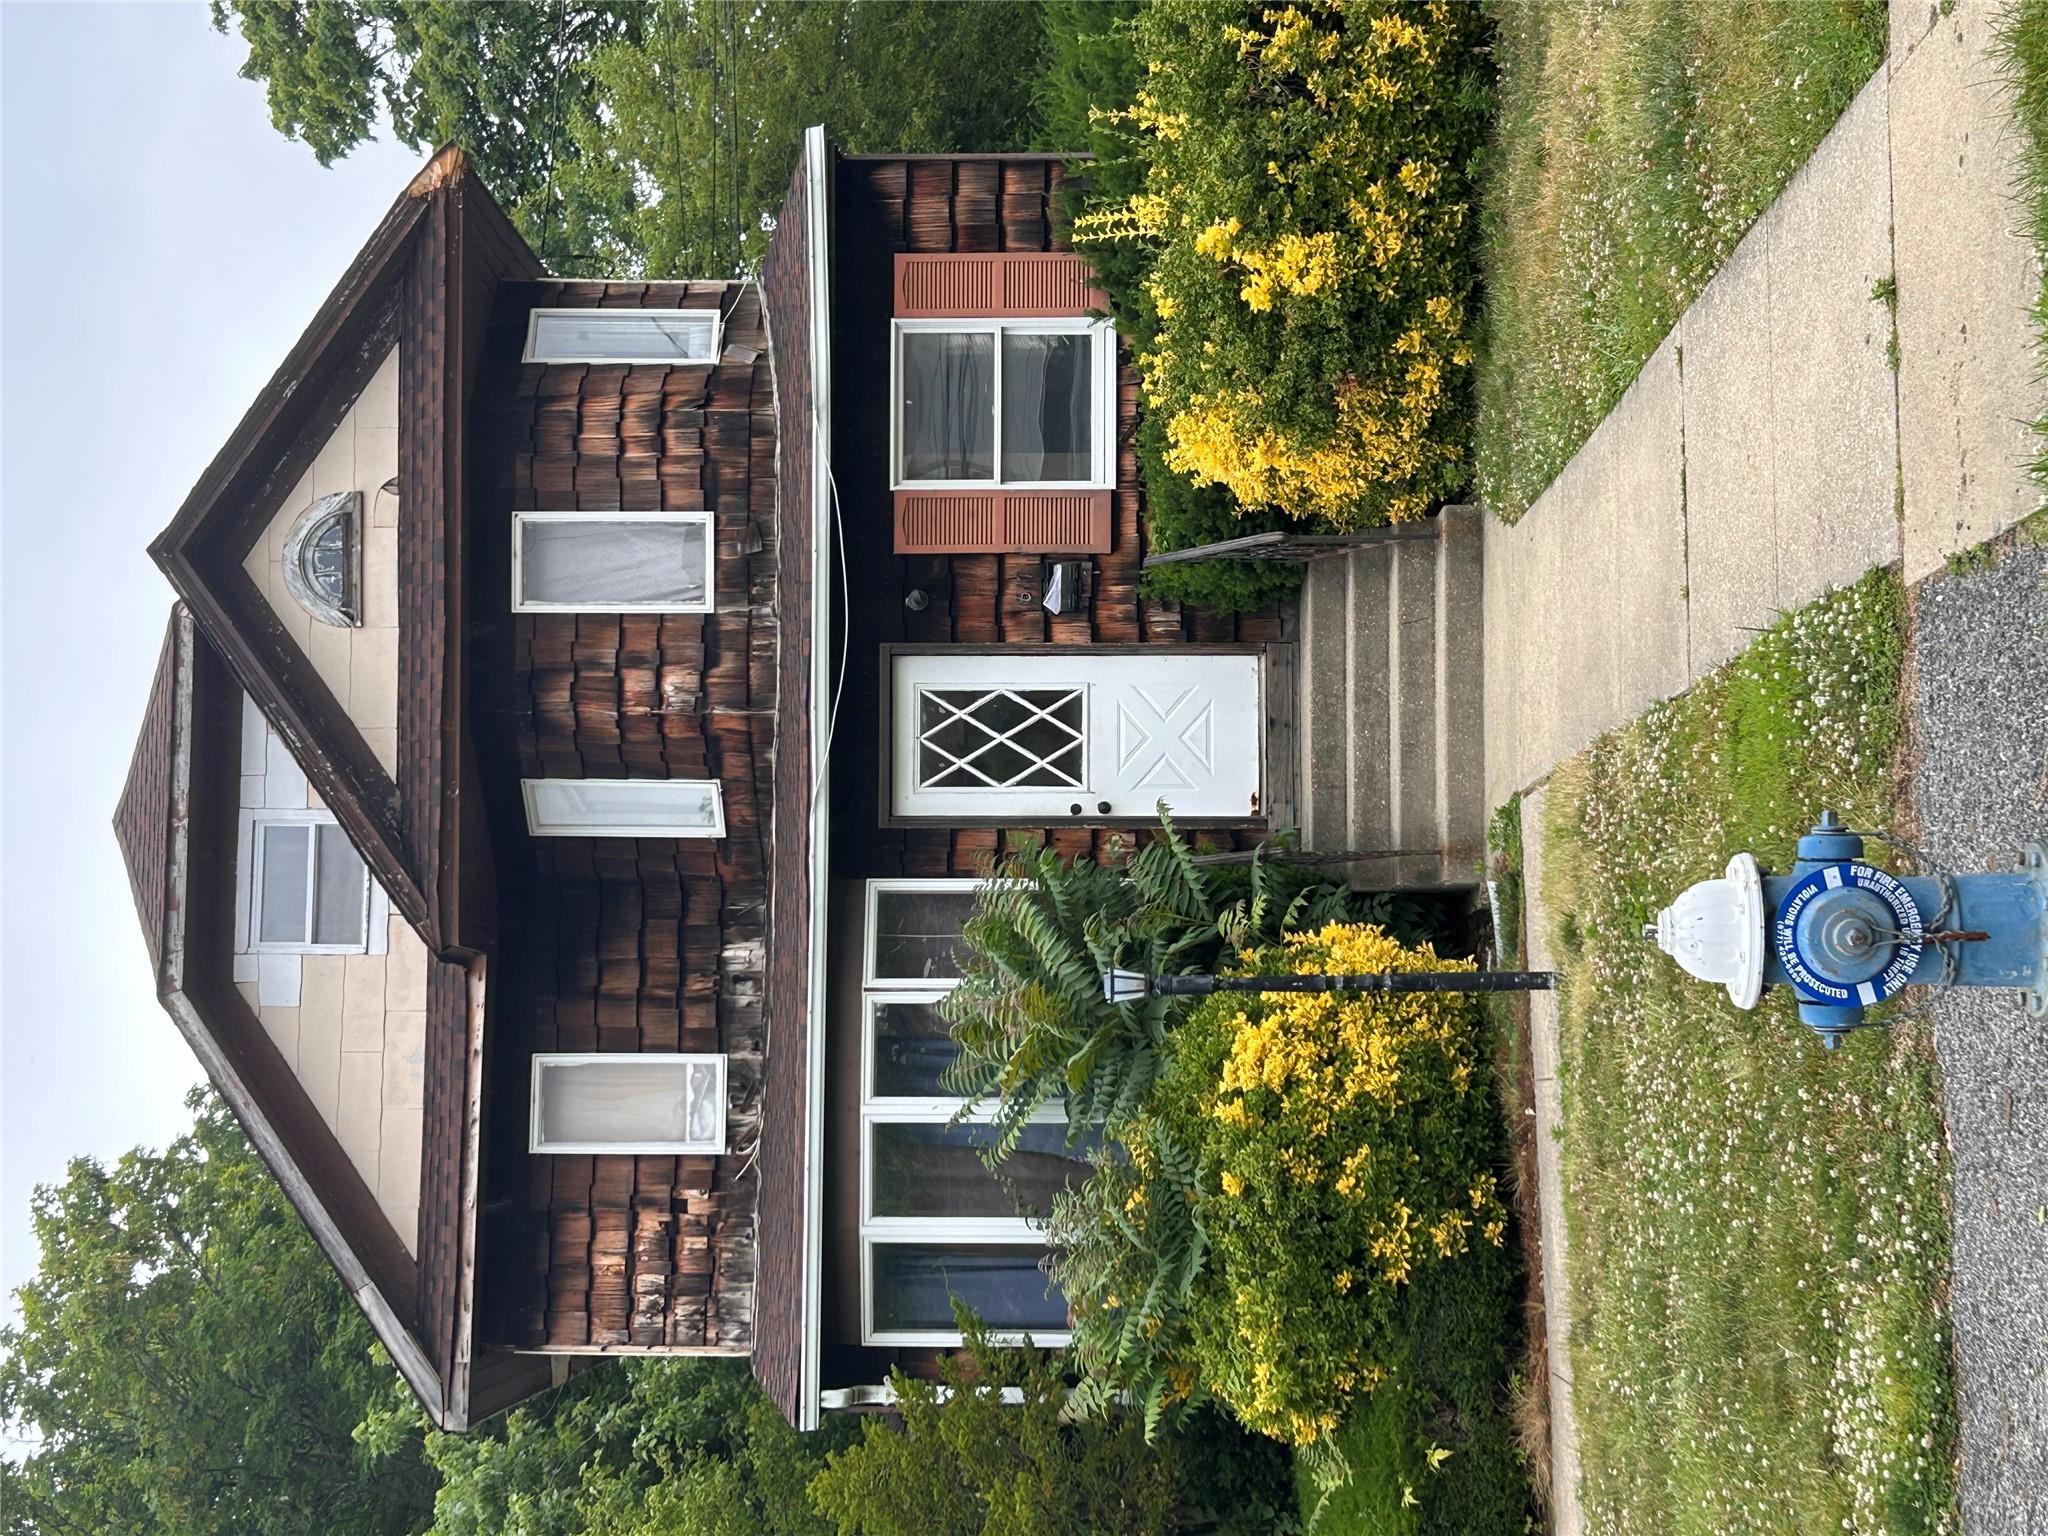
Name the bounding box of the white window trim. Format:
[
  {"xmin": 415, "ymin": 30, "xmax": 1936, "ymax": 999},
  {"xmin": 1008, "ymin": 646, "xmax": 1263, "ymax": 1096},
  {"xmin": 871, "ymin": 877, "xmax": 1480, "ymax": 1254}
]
[
  {"xmin": 862, "ymin": 990, "xmax": 971, "ymax": 1104},
  {"xmin": 862, "ymin": 877, "xmax": 986, "ymax": 989},
  {"xmin": 511, "ymin": 510, "xmax": 716, "ymax": 615},
  {"xmin": 240, "ymin": 810, "xmax": 380, "ymax": 956},
  {"xmin": 521, "ymin": 777, "xmax": 728, "ymax": 839},
  {"xmin": 860, "ymin": 1238, "xmax": 1071, "ymax": 1349},
  {"xmin": 528, "ymin": 1052, "xmax": 729, "ymax": 1155},
  {"xmin": 858, "ymin": 1106, "xmax": 1068, "ymax": 1232},
  {"xmin": 857, "ymin": 878, "xmax": 1073, "ymax": 1347},
  {"xmin": 522, "ymin": 306, "xmax": 723, "ymax": 365},
  {"xmin": 889, "ymin": 317, "xmax": 1117, "ymax": 492}
]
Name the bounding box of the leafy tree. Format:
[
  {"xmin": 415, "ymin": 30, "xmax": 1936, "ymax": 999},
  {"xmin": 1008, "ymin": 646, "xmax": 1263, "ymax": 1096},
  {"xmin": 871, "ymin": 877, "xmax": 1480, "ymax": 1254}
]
[
  {"xmin": 210, "ymin": 0, "xmax": 649, "ymax": 270},
  {"xmin": 360, "ymin": 1354, "xmax": 853, "ymax": 1536},
  {"xmin": 0, "ymin": 1087, "xmax": 436, "ymax": 1536},
  {"xmin": 212, "ymin": 0, "xmax": 1049, "ymax": 276}
]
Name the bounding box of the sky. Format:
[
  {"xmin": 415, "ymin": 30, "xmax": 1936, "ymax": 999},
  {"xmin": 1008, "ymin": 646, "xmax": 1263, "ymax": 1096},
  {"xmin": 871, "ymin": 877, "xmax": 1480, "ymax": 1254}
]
[{"xmin": 0, "ymin": 2, "xmax": 427, "ymax": 1333}]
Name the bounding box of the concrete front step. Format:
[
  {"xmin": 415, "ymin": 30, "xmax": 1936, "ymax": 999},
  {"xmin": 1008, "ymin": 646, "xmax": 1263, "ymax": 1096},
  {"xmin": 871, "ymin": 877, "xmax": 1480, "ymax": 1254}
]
[{"xmin": 1296, "ymin": 507, "xmax": 1485, "ymax": 888}]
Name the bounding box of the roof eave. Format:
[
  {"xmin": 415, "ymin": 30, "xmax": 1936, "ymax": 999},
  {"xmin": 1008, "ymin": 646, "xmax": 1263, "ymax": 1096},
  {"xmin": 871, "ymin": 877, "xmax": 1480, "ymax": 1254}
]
[{"xmin": 797, "ymin": 121, "xmax": 833, "ymax": 1435}]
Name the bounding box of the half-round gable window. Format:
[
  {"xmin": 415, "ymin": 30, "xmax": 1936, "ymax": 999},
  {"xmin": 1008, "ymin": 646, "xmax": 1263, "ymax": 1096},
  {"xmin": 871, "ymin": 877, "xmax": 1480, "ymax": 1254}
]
[{"xmin": 282, "ymin": 490, "xmax": 363, "ymax": 628}]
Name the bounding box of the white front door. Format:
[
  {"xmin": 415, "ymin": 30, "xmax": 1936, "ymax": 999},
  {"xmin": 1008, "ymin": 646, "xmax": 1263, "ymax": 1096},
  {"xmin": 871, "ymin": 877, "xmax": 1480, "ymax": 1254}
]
[{"xmin": 890, "ymin": 651, "xmax": 1263, "ymax": 820}]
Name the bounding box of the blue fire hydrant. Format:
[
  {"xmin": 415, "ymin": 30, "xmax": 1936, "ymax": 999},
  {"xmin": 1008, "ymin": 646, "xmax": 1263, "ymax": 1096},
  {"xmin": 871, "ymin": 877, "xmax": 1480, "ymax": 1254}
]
[{"xmin": 1650, "ymin": 811, "xmax": 2048, "ymax": 1048}]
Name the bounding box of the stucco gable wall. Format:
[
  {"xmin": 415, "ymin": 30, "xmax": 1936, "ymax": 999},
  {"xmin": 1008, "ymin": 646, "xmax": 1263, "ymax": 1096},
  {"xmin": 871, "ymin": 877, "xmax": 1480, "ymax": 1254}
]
[
  {"xmin": 241, "ymin": 347, "xmax": 401, "ymax": 775},
  {"xmin": 229, "ymin": 687, "xmax": 427, "ymax": 1254}
]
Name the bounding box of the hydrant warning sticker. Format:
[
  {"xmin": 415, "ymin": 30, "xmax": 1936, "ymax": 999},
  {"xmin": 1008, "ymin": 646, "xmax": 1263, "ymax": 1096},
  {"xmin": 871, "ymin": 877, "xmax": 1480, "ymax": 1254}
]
[{"xmin": 1773, "ymin": 862, "xmax": 1924, "ymax": 1006}]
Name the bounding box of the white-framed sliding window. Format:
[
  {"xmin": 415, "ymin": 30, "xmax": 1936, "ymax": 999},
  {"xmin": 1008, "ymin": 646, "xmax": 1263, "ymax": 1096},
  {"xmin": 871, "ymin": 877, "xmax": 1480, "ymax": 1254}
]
[
  {"xmin": 512, "ymin": 511, "xmax": 714, "ymax": 614},
  {"xmin": 523, "ymin": 306, "xmax": 722, "ymax": 365},
  {"xmin": 529, "ymin": 1052, "xmax": 728, "ymax": 1154},
  {"xmin": 522, "ymin": 777, "xmax": 727, "ymax": 839},
  {"xmin": 890, "ymin": 317, "xmax": 1117, "ymax": 491},
  {"xmin": 241, "ymin": 811, "xmax": 376, "ymax": 955},
  {"xmin": 856, "ymin": 879, "xmax": 1084, "ymax": 1347}
]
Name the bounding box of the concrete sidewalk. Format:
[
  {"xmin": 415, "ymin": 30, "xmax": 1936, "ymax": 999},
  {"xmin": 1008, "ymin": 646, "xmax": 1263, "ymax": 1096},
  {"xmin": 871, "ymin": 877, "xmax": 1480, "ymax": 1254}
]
[
  {"xmin": 1486, "ymin": 5, "xmax": 2045, "ymax": 1532},
  {"xmin": 1483, "ymin": 0, "xmax": 2044, "ymax": 811}
]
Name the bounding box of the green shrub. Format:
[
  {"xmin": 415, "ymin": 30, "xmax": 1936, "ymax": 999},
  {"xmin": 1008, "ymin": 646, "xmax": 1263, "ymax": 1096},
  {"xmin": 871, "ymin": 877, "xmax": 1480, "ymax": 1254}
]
[
  {"xmin": 1074, "ymin": 1, "xmax": 1493, "ymax": 527},
  {"xmin": 1154, "ymin": 925, "xmax": 1508, "ymax": 1448},
  {"xmin": 806, "ymin": 1311, "xmax": 1179, "ymax": 1536},
  {"xmin": 1039, "ymin": 0, "xmax": 1303, "ymax": 615},
  {"xmin": 1134, "ymin": 412, "xmax": 1310, "ymax": 614}
]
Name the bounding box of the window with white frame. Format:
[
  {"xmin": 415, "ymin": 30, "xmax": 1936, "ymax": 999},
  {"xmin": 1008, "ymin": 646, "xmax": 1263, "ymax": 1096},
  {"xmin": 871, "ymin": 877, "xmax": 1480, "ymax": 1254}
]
[
  {"xmin": 892, "ymin": 318, "xmax": 1116, "ymax": 490},
  {"xmin": 522, "ymin": 778, "xmax": 726, "ymax": 838},
  {"xmin": 858, "ymin": 880, "xmax": 1088, "ymax": 1346},
  {"xmin": 513, "ymin": 512, "xmax": 714, "ymax": 614},
  {"xmin": 280, "ymin": 490, "xmax": 362, "ymax": 628},
  {"xmin": 247, "ymin": 814, "xmax": 372, "ymax": 953},
  {"xmin": 523, "ymin": 307, "xmax": 722, "ymax": 365},
  {"xmin": 529, "ymin": 1053, "xmax": 728, "ymax": 1154}
]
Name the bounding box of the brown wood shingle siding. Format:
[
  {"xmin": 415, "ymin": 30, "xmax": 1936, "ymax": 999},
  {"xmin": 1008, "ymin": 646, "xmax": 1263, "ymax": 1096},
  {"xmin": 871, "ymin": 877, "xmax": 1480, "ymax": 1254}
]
[{"xmin": 472, "ymin": 280, "xmax": 774, "ymax": 1357}]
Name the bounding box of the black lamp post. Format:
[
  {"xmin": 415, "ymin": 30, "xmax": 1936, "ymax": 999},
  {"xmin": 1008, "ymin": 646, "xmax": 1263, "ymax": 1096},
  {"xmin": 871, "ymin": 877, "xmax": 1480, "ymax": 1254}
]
[{"xmin": 1102, "ymin": 967, "xmax": 1556, "ymax": 1004}]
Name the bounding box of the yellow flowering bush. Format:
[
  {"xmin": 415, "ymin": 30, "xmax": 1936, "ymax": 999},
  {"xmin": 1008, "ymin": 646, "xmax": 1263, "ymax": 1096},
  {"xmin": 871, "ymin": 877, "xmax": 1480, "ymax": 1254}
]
[
  {"xmin": 1156, "ymin": 924, "xmax": 1508, "ymax": 1446},
  {"xmin": 1074, "ymin": 1, "xmax": 1490, "ymax": 527}
]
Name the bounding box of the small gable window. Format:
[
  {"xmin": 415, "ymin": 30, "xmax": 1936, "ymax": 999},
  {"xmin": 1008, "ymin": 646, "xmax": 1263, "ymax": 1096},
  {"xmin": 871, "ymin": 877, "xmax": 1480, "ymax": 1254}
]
[
  {"xmin": 250, "ymin": 815, "xmax": 371, "ymax": 952},
  {"xmin": 282, "ymin": 490, "xmax": 363, "ymax": 628}
]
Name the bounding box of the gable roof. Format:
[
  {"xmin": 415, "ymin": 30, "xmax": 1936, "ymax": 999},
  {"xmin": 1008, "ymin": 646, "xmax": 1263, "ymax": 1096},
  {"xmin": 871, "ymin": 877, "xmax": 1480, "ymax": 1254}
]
[
  {"xmin": 114, "ymin": 614, "xmax": 183, "ymax": 974},
  {"xmin": 755, "ymin": 125, "xmax": 833, "ymax": 1428},
  {"xmin": 117, "ymin": 145, "xmax": 556, "ymax": 1429},
  {"xmin": 112, "ymin": 607, "xmax": 463, "ymax": 1418},
  {"xmin": 147, "ymin": 143, "xmax": 542, "ymax": 955}
]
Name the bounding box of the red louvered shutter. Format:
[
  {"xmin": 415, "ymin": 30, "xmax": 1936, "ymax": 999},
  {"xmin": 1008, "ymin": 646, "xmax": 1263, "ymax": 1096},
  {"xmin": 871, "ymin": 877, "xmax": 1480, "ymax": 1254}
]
[
  {"xmin": 893, "ymin": 253, "xmax": 1111, "ymax": 318},
  {"xmin": 893, "ymin": 490, "xmax": 1112, "ymax": 554}
]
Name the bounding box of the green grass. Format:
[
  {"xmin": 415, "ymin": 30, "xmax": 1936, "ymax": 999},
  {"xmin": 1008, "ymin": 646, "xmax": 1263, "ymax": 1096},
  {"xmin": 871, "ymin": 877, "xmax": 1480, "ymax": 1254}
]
[
  {"xmin": 1475, "ymin": 0, "xmax": 1889, "ymax": 520},
  {"xmin": 1996, "ymin": 0, "xmax": 2048, "ymax": 488},
  {"xmin": 1539, "ymin": 571, "xmax": 1959, "ymax": 1535},
  {"xmin": 1486, "ymin": 795, "xmax": 1526, "ymax": 968},
  {"xmin": 1298, "ymin": 1007, "xmax": 1537, "ymax": 1536}
]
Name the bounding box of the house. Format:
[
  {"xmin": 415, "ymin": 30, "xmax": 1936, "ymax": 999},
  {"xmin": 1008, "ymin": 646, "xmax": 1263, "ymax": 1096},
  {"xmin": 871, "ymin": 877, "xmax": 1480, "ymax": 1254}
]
[{"xmin": 114, "ymin": 129, "xmax": 1298, "ymax": 1433}]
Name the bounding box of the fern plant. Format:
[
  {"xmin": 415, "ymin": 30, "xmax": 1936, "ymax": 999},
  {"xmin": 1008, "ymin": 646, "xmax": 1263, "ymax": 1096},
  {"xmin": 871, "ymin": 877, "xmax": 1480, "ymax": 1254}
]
[
  {"xmin": 939, "ymin": 809, "xmax": 1327, "ymax": 1165},
  {"xmin": 1047, "ymin": 1114, "xmax": 1211, "ymax": 1440}
]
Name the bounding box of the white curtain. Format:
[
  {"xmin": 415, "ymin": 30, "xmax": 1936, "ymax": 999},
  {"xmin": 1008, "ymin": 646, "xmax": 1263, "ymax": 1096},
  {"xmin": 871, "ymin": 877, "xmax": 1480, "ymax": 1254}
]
[
  {"xmin": 527, "ymin": 778, "xmax": 720, "ymax": 835},
  {"xmin": 1000, "ymin": 333, "xmax": 1091, "ymax": 481},
  {"xmin": 539, "ymin": 1059, "xmax": 721, "ymax": 1147},
  {"xmin": 520, "ymin": 518, "xmax": 707, "ymax": 607},
  {"xmin": 901, "ymin": 331, "xmax": 995, "ymax": 480},
  {"xmin": 532, "ymin": 310, "xmax": 716, "ymax": 362}
]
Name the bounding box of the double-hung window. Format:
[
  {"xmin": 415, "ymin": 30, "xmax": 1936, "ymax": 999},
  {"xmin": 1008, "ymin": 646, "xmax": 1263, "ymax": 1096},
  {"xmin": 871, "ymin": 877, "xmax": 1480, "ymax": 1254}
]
[
  {"xmin": 892, "ymin": 318, "xmax": 1116, "ymax": 491},
  {"xmin": 247, "ymin": 813, "xmax": 371, "ymax": 953},
  {"xmin": 857, "ymin": 880, "xmax": 1089, "ymax": 1346}
]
